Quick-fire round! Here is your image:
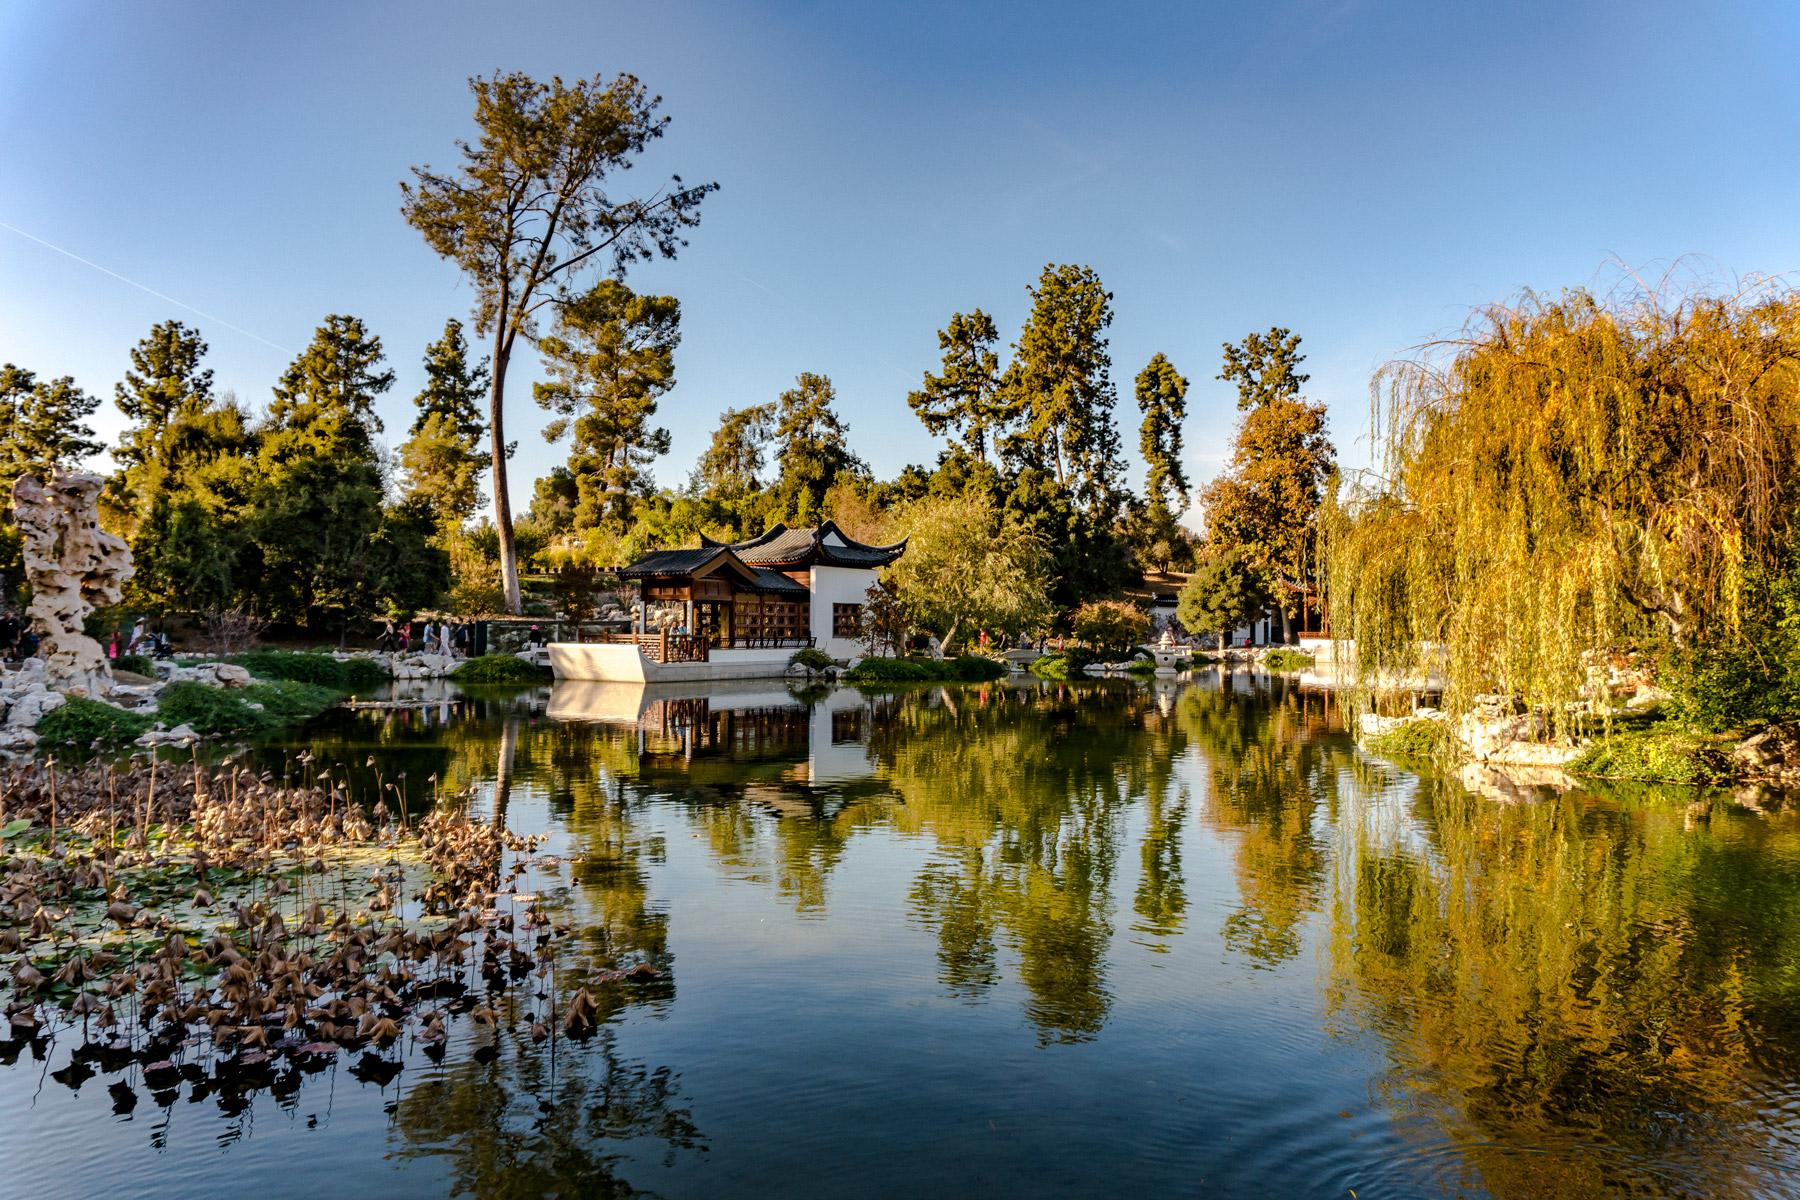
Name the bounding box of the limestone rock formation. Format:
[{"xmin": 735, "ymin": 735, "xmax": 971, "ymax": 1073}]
[{"xmin": 11, "ymin": 471, "xmax": 135, "ymax": 696}]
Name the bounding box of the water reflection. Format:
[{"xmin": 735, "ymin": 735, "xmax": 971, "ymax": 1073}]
[{"xmin": 6, "ymin": 673, "xmax": 1798, "ymax": 1197}]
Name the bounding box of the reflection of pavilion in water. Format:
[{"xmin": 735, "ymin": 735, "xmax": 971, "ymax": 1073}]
[{"xmin": 546, "ymin": 679, "xmax": 877, "ymax": 797}]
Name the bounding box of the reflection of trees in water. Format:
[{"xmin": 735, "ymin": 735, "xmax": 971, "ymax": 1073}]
[
  {"xmin": 1177, "ymin": 674, "xmax": 1348, "ymax": 967},
  {"xmin": 392, "ymin": 1028, "xmax": 704, "ymax": 1198},
  {"xmin": 878, "ymin": 685, "xmax": 1180, "ymax": 1042},
  {"xmin": 1328, "ymin": 777, "xmax": 1800, "ymax": 1198}
]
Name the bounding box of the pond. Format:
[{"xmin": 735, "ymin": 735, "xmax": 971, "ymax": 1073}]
[{"xmin": 3, "ymin": 670, "xmax": 1798, "ymax": 1198}]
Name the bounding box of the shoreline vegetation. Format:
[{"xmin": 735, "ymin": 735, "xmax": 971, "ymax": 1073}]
[
  {"xmin": 1327, "ymin": 283, "xmax": 1800, "ymax": 791},
  {"xmin": 27, "ymin": 652, "xmax": 404, "ymax": 753}
]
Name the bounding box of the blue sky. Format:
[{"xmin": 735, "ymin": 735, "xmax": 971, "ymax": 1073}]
[{"xmin": 3, "ymin": 1, "xmax": 1798, "ymax": 521}]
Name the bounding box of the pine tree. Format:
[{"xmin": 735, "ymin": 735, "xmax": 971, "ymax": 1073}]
[
  {"xmin": 1135, "ymin": 353, "xmax": 1190, "ymax": 509},
  {"xmin": 533, "ymin": 280, "xmax": 678, "ymax": 529},
  {"xmin": 0, "ymin": 364, "xmax": 101, "ymax": 479},
  {"xmin": 251, "ymin": 316, "xmax": 395, "ymax": 625},
  {"xmin": 908, "ymin": 309, "xmax": 1004, "ymax": 463},
  {"xmin": 999, "ymin": 263, "xmax": 1123, "ymax": 513},
  {"xmin": 693, "ymin": 403, "xmax": 774, "ymax": 501},
  {"xmin": 772, "ymin": 373, "xmax": 861, "ymax": 522},
  {"xmin": 114, "ymin": 320, "xmax": 214, "ymax": 470},
  {"xmin": 403, "ymin": 69, "xmax": 718, "ymax": 612},
  {"xmin": 400, "ymin": 318, "xmax": 491, "ymax": 532}
]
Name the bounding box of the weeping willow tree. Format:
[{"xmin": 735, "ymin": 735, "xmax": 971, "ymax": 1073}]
[{"xmin": 1325, "ymin": 283, "xmax": 1800, "ymax": 719}]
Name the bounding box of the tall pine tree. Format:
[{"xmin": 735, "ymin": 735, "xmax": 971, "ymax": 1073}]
[
  {"xmin": 908, "ymin": 309, "xmax": 1005, "ymax": 464},
  {"xmin": 400, "ymin": 318, "xmax": 491, "ymax": 533},
  {"xmin": 533, "ymin": 281, "xmax": 678, "ymax": 530}
]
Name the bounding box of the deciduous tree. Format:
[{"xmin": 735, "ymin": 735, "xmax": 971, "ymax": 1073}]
[
  {"xmin": 1178, "ymin": 547, "xmax": 1270, "ymax": 646},
  {"xmin": 888, "ymin": 492, "xmax": 1050, "ymax": 655},
  {"xmin": 1201, "ymin": 331, "xmax": 1334, "ymax": 639}
]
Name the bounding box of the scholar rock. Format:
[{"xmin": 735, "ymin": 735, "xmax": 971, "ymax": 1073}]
[{"xmin": 11, "ymin": 471, "xmax": 134, "ymax": 696}]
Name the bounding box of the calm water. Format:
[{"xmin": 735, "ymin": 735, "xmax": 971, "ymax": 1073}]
[{"xmin": 4, "ymin": 672, "xmax": 1799, "ymax": 1199}]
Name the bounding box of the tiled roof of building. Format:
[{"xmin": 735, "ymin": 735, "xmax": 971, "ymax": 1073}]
[
  {"xmin": 616, "ymin": 546, "xmax": 812, "ymax": 594},
  {"xmin": 617, "ymin": 547, "xmax": 727, "ymax": 578},
  {"xmin": 698, "ymin": 521, "xmax": 907, "ymax": 568},
  {"xmin": 750, "ymin": 567, "xmax": 808, "ymax": 594}
]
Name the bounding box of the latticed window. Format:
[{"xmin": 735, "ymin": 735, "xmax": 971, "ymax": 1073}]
[{"xmin": 833, "ymin": 603, "xmax": 863, "ymax": 638}]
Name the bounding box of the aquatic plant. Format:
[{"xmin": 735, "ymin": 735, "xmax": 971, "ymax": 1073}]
[
  {"xmin": 1565, "ymin": 726, "xmax": 1729, "ymax": 784},
  {"xmin": 0, "ymin": 756, "xmax": 651, "ymax": 1103}
]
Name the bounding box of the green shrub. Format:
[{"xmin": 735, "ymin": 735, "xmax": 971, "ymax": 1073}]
[
  {"xmin": 1261, "ymin": 648, "xmax": 1316, "ymax": 672},
  {"xmin": 450, "ymin": 654, "xmax": 553, "ymax": 684},
  {"xmin": 844, "ymin": 657, "xmax": 937, "ymax": 683},
  {"xmin": 946, "ymin": 654, "xmax": 1007, "ymax": 681},
  {"xmin": 1362, "ymin": 717, "xmax": 1453, "ymax": 763},
  {"xmin": 35, "ymin": 698, "xmax": 152, "ymax": 749},
  {"xmin": 235, "ymin": 651, "xmax": 390, "ymax": 691},
  {"xmin": 155, "ymin": 679, "xmax": 341, "ymax": 738},
  {"xmin": 244, "ymin": 680, "xmax": 340, "ymax": 725},
  {"xmin": 1029, "ymin": 654, "xmax": 1071, "ymax": 680},
  {"xmin": 789, "ymin": 647, "xmax": 836, "ymax": 674},
  {"xmin": 154, "ymin": 681, "xmax": 264, "ymax": 737},
  {"xmin": 1567, "ymin": 727, "xmax": 1729, "ymax": 784},
  {"xmin": 1125, "ymin": 657, "xmax": 1159, "ymax": 676},
  {"xmin": 113, "ymin": 654, "xmax": 155, "ymax": 677},
  {"xmin": 1070, "ymin": 600, "xmax": 1151, "ymax": 658},
  {"xmin": 844, "ymin": 655, "xmax": 1007, "ymax": 684}
]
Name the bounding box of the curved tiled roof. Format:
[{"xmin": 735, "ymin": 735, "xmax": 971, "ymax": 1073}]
[
  {"xmin": 697, "ymin": 521, "xmax": 906, "ymax": 568},
  {"xmin": 617, "ymin": 545, "xmax": 810, "ymax": 594}
]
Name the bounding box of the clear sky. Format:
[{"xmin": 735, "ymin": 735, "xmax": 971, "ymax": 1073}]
[{"xmin": 3, "ymin": 0, "xmax": 1798, "ymax": 520}]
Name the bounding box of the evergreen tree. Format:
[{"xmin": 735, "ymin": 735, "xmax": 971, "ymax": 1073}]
[
  {"xmin": 534, "ymin": 280, "xmax": 678, "ymax": 529},
  {"xmin": 908, "ymin": 309, "xmax": 1004, "ymax": 463},
  {"xmin": 403, "ymin": 69, "xmax": 717, "ymax": 612},
  {"xmin": 1000, "ymin": 264, "xmax": 1124, "ymax": 513},
  {"xmin": 114, "ymin": 320, "xmax": 214, "ymax": 471},
  {"xmin": 251, "ymin": 316, "xmax": 396, "ymax": 625},
  {"xmin": 693, "ymin": 403, "xmax": 774, "ymax": 501},
  {"xmin": 124, "ymin": 393, "xmax": 258, "ymax": 612},
  {"xmin": 1135, "ymin": 352, "xmax": 1190, "ymax": 509},
  {"xmin": 266, "ymin": 313, "xmax": 394, "ymax": 458},
  {"xmin": 772, "ymin": 373, "xmax": 862, "ymax": 522},
  {"xmin": 400, "ymin": 318, "xmax": 491, "ymax": 533},
  {"xmin": 0, "ymin": 364, "xmax": 102, "ymax": 480}
]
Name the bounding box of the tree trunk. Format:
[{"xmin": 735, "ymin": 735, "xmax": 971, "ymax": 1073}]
[
  {"xmin": 939, "ymin": 617, "xmax": 959, "ymax": 659},
  {"xmin": 490, "ymin": 329, "xmax": 522, "ymax": 614}
]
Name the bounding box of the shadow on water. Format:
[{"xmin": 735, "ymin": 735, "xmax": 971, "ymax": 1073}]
[{"xmin": 4, "ymin": 670, "xmax": 1799, "ymax": 1197}]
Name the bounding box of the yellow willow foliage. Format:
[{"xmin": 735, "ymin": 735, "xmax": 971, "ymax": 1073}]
[{"xmin": 1326, "ymin": 284, "xmax": 1800, "ymax": 718}]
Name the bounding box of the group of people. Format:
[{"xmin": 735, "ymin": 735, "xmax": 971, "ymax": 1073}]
[
  {"xmin": 0, "ymin": 609, "xmax": 37, "ymax": 662},
  {"xmin": 376, "ymin": 617, "xmax": 472, "ymax": 657},
  {"xmin": 105, "ymin": 616, "xmax": 170, "ymax": 662}
]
